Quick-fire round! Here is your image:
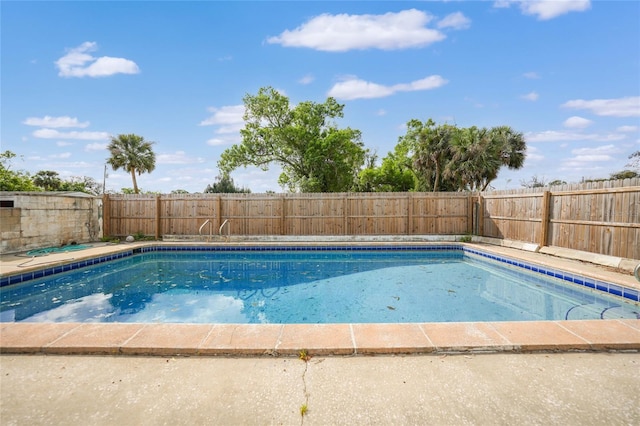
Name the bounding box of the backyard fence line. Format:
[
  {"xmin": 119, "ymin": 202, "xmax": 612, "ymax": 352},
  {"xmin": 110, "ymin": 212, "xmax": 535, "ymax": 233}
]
[
  {"xmin": 480, "ymin": 178, "xmax": 639, "ymax": 259},
  {"xmin": 103, "ymin": 192, "xmax": 472, "ymax": 239},
  {"xmin": 102, "ymin": 177, "xmax": 640, "ymax": 259}
]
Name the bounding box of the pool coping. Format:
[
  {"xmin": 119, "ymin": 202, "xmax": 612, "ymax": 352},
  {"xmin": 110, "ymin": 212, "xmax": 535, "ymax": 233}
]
[{"xmin": 1, "ymin": 242, "xmax": 640, "ymax": 356}]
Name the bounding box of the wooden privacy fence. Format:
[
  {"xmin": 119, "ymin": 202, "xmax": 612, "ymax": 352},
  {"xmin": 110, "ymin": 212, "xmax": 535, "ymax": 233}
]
[
  {"xmin": 103, "ymin": 192, "xmax": 472, "ymax": 238},
  {"xmin": 480, "ymin": 178, "xmax": 639, "ymax": 260},
  {"xmin": 103, "ymin": 178, "xmax": 639, "ymax": 259}
]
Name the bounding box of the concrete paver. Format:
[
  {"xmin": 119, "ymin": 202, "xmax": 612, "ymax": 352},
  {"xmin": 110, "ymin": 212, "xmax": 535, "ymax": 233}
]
[{"xmin": 1, "ymin": 353, "xmax": 638, "ymax": 425}]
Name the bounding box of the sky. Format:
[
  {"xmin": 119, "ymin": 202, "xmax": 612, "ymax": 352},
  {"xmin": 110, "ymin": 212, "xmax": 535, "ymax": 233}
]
[{"xmin": 1, "ymin": 0, "xmax": 639, "ymax": 193}]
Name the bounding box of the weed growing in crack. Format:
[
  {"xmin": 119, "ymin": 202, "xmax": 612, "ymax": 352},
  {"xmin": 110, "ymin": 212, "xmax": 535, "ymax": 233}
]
[
  {"xmin": 298, "ymin": 349, "xmax": 312, "ymax": 420},
  {"xmin": 298, "ymin": 349, "xmax": 311, "ymax": 362}
]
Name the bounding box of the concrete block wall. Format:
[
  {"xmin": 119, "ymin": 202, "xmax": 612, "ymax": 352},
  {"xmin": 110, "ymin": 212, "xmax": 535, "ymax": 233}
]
[{"xmin": 0, "ymin": 192, "xmax": 102, "ymax": 255}]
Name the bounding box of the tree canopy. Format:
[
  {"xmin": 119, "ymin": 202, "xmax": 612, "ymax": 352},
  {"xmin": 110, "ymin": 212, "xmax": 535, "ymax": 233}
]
[
  {"xmin": 0, "ymin": 151, "xmax": 39, "ymax": 191},
  {"xmin": 107, "ymin": 134, "xmax": 156, "ymax": 194},
  {"xmin": 33, "ymin": 170, "xmax": 102, "ymax": 194},
  {"xmin": 204, "ymin": 175, "xmax": 250, "ymax": 193},
  {"xmin": 361, "ymin": 120, "xmax": 527, "ymax": 192},
  {"xmin": 0, "ymin": 151, "xmax": 101, "ymax": 194},
  {"xmin": 218, "ymin": 87, "xmax": 368, "ymax": 192}
]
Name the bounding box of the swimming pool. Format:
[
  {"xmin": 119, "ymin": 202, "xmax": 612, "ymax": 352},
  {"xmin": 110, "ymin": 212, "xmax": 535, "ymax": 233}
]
[{"xmin": 1, "ymin": 245, "xmax": 638, "ymax": 324}]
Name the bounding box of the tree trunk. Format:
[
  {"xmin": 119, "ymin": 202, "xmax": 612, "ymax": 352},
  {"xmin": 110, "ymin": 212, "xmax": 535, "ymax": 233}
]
[{"xmin": 131, "ymin": 169, "xmax": 139, "ymax": 194}]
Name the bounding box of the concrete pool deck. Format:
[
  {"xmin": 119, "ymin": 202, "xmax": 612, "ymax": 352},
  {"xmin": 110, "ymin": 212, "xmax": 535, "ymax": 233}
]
[
  {"xmin": 2, "ymin": 352, "xmax": 639, "ymax": 425},
  {"xmin": 1, "ymin": 241, "xmax": 639, "ymax": 356}
]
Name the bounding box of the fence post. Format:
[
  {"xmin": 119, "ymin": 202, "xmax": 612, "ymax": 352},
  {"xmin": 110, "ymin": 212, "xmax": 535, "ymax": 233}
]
[
  {"xmin": 102, "ymin": 194, "xmax": 110, "ymax": 238},
  {"xmin": 344, "ymin": 194, "xmax": 349, "ymax": 235},
  {"xmin": 539, "ymin": 190, "xmax": 551, "ymax": 248},
  {"xmin": 155, "ymin": 195, "xmax": 162, "ymax": 240},
  {"xmin": 216, "ymin": 196, "xmax": 222, "ymax": 232},
  {"xmin": 477, "ymin": 194, "xmax": 484, "ymax": 236},
  {"xmin": 407, "ymin": 193, "xmax": 413, "ymax": 235},
  {"xmin": 467, "ymin": 194, "xmax": 473, "ymax": 234},
  {"xmin": 281, "ymin": 195, "xmax": 286, "ymax": 236}
]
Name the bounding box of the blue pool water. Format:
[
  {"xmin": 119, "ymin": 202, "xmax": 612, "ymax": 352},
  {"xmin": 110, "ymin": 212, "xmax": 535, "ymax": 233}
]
[{"xmin": 1, "ymin": 248, "xmax": 638, "ymax": 323}]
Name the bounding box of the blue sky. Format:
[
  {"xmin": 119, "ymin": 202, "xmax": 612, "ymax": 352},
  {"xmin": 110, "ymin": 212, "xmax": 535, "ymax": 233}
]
[{"xmin": 2, "ymin": 0, "xmax": 639, "ymax": 193}]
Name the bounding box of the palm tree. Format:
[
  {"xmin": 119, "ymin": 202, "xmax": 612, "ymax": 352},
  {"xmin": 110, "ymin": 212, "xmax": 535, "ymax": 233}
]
[
  {"xmin": 492, "ymin": 126, "xmax": 526, "ymax": 170},
  {"xmin": 106, "ymin": 134, "xmax": 156, "ymax": 194},
  {"xmin": 33, "ymin": 170, "xmax": 62, "ymax": 191},
  {"xmin": 446, "ymin": 126, "xmax": 526, "ymax": 191},
  {"xmin": 410, "ymin": 120, "xmax": 457, "ymax": 192}
]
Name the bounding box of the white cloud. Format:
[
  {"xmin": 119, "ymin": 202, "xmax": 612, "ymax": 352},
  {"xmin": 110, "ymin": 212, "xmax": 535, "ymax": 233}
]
[
  {"xmin": 523, "ymin": 71, "xmax": 540, "ymax": 79},
  {"xmin": 525, "ymin": 146, "xmax": 544, "ymax": 161},
  {"xmin": 23, "ymin": 116, "xmax": 89, "ymax": 128},
  {"xmin": 437, "ymin": 12, "xmax": 471, "ymax": 30},
  {"xmin": 571, "ymin": 144, "xmax": 619, "ymax": 155},
  {"xmin": 206, "ymin": 135, "xmax": 240, "ymax": 146},
  {"xmin": 328, "ymin": 75, "xmax": 448, "ymax": 100},
  {"xmin": 27, "ymin": 159, "xmax": 94, "ymax": 170},
  {"xmin": 526, "ymin": 130, "xmax": 625, "ymax": 143},
  {"xmin": 56, "ymin": 141, "xmax": 74, "ymax": 147},
  {"xmin": 33, "ymin": 128, "xmax": 110, "ymax": 140},
  {"xmin": 562, "ymin": 96, "xmax": 640, "ymax": 117},
  {"xmin": 494, "ymin": 0, "xmax": 591, "ymax": 20},
  {"xmin": 560, "ymin": 144, "xmax": 619, "ymax": 171},
  {"xmin": 376, "ymin": 109, "xmax": 387, "ymax": 116},
  {"xmin": 298, "ymin": 74, "xmax": 315, "ymax": 85},
  {"xmin": 329, "ymin": 79, "xmax": 393, "ymax": 100},
  {"xmin": 55, "ymin": 42, "xmax": 140, "ymax": 78},
  {"xmin": 267, "ymin": 9, "xmax": 447, "ymax": 52},
  {"xmin": 617, "ymin": 125, "xmax": 638, "ymax": 133},
  {"xmin": 200, "ymin": 105, "xmax": 244, "ymax": 126},
  {"xmin": 157, "ymin": 151, "xmax": 206, "ymax": 165},
  {"xmin": 563, "ymin": 116, "xmax": 592, "ymax": 129},
  {"xmin": 85, "ymin": 142, "xmax": 108, "ymax": 151},
  {"xmin": 206, "ymin": 138, "xmax": 230, "ymax": 147},
  {"xmin": 50, "ymin": 152, "xmax": 72, "ymax": 159},
  {"xmin": 521, "ymin": 91, "xmax": 539, "ymax": 101}
]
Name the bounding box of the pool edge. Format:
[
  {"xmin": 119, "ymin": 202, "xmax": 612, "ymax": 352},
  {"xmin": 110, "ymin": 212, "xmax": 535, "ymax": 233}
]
[
  {"xmin": 2, "ymin": 242, "xmax": 639, "ymax": 357},
  {"xmin": 1, "ymin": 320, "xmax": 639, "ymax": 356}
]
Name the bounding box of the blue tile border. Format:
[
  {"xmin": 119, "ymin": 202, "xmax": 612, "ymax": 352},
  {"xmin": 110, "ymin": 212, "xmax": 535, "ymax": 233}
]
[
  {"xmin": 463, "ymin": 247, "xmax": 640, "ymax": 303},
  {"xmin": 0, "ymin": 250, "xmax": 134, "ymax": 288},
  {"xmin": 138, "ymin": 244, "xmax": 463, "ymax": 253},
  {"xmin": 1, "ymin": 244, "xmax": 638, "ymax": 304}
]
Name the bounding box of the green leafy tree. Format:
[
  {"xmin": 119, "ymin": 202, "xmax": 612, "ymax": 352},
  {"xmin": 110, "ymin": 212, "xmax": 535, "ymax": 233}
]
[
  {"xmin": 204, "ymin": 175, "xmax": 250, "ymax": 193},
  {"xmin": 171, "ymin": 189, "xmax": 190, "ymax": 194},
  {"xmin": 610, "ymin": 170, "xmax": 638, "ymax": 180},
  {"xmin": 33, "ymin": 170, "xmax": 102, "ymax": 194},
  {"xmin": 218, "ymin": 87, "xmax": 367, "ymax": 192},
  {"xmin": 33, "ymin": 170, "xmax": 63, "ymax": 191},
  {"xmin": 60, "ymin": 176, "xmax": 102, "ymax": 195},
  {"xmin": 356, "ymin": 146, "xmax": 417, "ymax": 192},
  {"xmin": 0, "ymin": 150, "xmax": 40, "ymax": 191},
  {"xmin": 106, "ymin": 134, "xmax": 156, "ymax": 194}
]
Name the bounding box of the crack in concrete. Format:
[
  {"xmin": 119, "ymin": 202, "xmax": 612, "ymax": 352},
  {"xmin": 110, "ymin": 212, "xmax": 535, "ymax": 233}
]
[{"xmin": 300, "ymin": 358, "xmax": 310, "ymax": 425}]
